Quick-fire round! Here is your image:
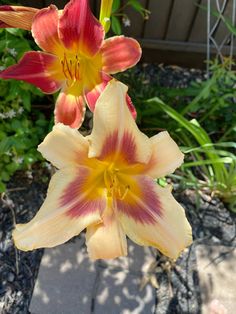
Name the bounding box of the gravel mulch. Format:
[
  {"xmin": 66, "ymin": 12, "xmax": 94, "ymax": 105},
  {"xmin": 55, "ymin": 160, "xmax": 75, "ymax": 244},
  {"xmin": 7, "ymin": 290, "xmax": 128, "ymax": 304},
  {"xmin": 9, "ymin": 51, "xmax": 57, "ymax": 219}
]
[{"xmin": 0, "ymin": 170, "xmax": 48, "ymax": 314}]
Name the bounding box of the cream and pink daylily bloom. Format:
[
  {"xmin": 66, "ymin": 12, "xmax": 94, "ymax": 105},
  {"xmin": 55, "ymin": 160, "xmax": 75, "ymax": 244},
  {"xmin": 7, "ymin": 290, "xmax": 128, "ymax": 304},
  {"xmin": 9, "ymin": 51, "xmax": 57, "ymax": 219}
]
[
  {"xmin": 13, "ymin": 80, "xmax": 192, "ymax": 260},
  {"xmin": 0, "ymin": 0, "xmax": 141, "ymax": 128}
]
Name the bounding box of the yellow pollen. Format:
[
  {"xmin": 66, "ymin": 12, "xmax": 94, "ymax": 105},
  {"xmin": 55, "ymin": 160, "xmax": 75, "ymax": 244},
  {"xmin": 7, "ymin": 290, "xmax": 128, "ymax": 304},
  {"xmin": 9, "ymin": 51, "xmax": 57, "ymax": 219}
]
[
  {"xmin": 104, "ymin": 165, "xmax": 130, "ymax": 200},
  {"xmin": 61, "ymin": 53, "xmax": 80, "ymax": 82}
]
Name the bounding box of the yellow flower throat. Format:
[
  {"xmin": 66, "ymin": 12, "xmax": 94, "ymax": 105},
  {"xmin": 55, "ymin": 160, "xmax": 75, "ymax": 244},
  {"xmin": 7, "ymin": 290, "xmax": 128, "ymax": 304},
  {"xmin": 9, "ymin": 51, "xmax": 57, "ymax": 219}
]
[{"xmin": 103, "ymin": 164, "xmax": 130, "ymax": 200}]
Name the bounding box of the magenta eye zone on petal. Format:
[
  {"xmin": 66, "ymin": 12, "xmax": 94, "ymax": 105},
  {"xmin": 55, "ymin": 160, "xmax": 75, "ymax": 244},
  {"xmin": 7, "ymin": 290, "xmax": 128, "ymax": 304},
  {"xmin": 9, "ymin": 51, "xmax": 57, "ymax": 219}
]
[
  {"xmin": 99, "ymin": 130, "xmax": 137, "ymax": 164},
  {"xmin": 12, "ymin": 80, "xmax": 192, "ymax": 261}
]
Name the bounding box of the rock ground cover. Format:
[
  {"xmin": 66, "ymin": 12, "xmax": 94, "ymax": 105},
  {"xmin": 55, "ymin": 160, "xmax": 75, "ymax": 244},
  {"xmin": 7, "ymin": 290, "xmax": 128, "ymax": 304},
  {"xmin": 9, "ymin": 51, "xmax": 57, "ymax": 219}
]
[{"xmin": 0, "ymin": 170, "xmax": 48, "ymax": 314}]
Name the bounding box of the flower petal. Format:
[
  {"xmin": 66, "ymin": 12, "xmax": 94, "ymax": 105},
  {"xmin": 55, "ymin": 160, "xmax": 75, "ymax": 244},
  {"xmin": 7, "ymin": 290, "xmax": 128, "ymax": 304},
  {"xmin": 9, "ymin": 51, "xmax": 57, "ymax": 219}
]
[
  {"xmin": 126, "ymin": 94, "xmax": 137, "ymax": 120},
  {"xmin": 0, "ymin": 5, "xmax": 38, "ymax": 30},
  {"xmin": 84, "ymin": 74, "xmax": 137, "ymax": 120},
  {"xmin": 59, "ymin": 0, "xmax": 104, "ymax": 57},
  {"xmin": 54, "ymin": 84, "xmax": 86, "ymax": 128},
  {"xmin": 84, "ymin": 73, "xmax": 111, "ymax": 112},
  {"xmin": 38, "ymin": 123, "xmax": 89, "ymax": 169},
  {"xmin": 143, "ymin": 131, "xmax": 184, "ymax": 178},
  {"xmin": 88, "ymin": 80, "xmax": 152, "ymax": 164},
  {"xmin": 32, "ymin": 5, "xmax": 61, "ymax": 54},
  {"xmin": 0, "ymin": 51, "xmax": 63, "ymax": 93},
  {"xmin": 13, "ymin": 166, "xmax": 105, "ymax": 250},
  {"xmin": 117, "ymin": 176, "xmax": 192, "ymax": 259},
  {"xmin": 86, "ymin": 206, "xmax": 127, "ymax": 260},
  {"xmin": 102, "ymin": 36, "xmax": 141, "ymax": 74}
]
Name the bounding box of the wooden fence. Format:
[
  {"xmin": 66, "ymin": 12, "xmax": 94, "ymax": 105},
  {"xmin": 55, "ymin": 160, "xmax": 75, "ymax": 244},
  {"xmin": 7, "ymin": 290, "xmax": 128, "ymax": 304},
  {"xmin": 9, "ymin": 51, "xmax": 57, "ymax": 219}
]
[{"xmin": 21, "ymin": 0, "xmax": 236, "ymax": 68}]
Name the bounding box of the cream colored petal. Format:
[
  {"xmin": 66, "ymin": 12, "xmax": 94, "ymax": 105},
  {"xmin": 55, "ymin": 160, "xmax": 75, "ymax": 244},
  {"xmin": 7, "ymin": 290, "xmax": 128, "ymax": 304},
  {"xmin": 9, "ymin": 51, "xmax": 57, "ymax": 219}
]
[
  {"xmin": 13, "ymin": 167, "xmax": 103, "ymax": 251},
  {"xmin": 38, "ymin": 123, "xmax": 89, "ymax": 169},
  {"xmin": 86, "ymin": 207, "xmax": 127, "ymax": 260},
  {"xmin": 87, "ymin": 80, "xmax": 152, "ymax": 164},
  {"xmin": 119, "ymin": 183, "xmax": 192, "ymax": 260},
  {"xmin": 144, "ymin": 131, "xmax": 184, "ymax": 178}
]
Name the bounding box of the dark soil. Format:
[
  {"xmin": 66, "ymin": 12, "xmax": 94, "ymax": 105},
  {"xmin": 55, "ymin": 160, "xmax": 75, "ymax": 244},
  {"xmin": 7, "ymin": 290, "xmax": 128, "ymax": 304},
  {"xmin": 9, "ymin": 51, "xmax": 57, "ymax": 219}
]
[{"xmin": 0, "ymin": 170, "xmax": 49, "ymax": 314}]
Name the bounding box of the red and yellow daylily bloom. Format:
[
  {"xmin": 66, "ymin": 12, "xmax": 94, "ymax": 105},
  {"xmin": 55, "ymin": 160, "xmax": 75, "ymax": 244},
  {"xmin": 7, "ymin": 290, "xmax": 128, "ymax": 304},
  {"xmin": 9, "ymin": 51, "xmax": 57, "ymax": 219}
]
[
  {"xmin": 0, "ymin": 0, "xmax": 141, "ymax": 128},
  {"xmin": 13, "ymin": 80, "xmax": 192, "ymax": 260}
]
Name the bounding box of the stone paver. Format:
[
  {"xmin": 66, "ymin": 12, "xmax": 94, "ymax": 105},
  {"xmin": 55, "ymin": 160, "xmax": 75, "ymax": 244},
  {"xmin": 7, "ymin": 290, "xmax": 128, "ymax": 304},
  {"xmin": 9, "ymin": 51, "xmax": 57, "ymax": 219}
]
[
  {"xmin": 196, "ymin": 244, "xmax": 236, "ymax": 314},
  {"xmin": 30, "ymin": 235, "xmax": 157, "ymax": 314}
]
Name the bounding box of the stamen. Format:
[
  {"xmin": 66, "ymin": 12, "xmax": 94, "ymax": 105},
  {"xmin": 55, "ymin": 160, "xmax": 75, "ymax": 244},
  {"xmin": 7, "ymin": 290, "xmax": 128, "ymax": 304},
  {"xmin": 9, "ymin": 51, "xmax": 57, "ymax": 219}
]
[
  {"xmin": 119, "ymin": 185, "xmax": 130, "ymax": 200},
  {"xmin": 60, "ymin": 53, "xmax": 80, "ymax": 81},
  {"xmin": 104, "ymin": 167, "xmax": 130, "ymax": 200}
]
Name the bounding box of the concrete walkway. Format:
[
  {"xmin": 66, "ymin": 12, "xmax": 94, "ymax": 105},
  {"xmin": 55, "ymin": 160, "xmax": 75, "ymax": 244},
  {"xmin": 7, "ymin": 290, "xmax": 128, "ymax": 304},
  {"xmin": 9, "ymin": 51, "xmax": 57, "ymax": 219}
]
[
  {"xmin": 30, "ymin": 235, "xmax": 236, "ymax": 314},
  {"xmin": 30, "ymin": 234, "xmax": 157, "ymax": 314},
  {"xmin": 196, "ymin": 244, "xmax": 236, "ymax": 314}
]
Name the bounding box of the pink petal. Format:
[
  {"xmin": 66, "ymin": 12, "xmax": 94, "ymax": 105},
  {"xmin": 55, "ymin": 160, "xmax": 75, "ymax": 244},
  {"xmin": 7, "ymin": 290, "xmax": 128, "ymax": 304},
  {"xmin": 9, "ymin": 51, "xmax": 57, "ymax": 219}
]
[
  {"xmin": 54, "ymin": 85, "xmax": 86, "ymax": 128},
  {"xmin": 126, "ymin": 94, "xmax": 137, "ymax": 120},
  {"xmin": 32, "ymin": 5, "xmax": 61, "ymax": 54},
  {"xmin": 0, "ymin": 5, "xmax": 38, "ymax": 30},
  {"xmin": 58, "ymin": 0, "xmax": 104, "ymax": 57},
  {"xmin": 102, "ymin": 36, "xmax": 142, "ymax": 74},
  {"xmin": 0, "ymin": 51, "xmax": 62, "ymax": 93},
  {"xmin": 84, "ymin": 73, "xmax": 111, "ymax": 112},
  {"xmin": 85, "ymin": 74, "xmax": 137, "ymax": 119},
  {"xmin": 118, "ymin": 175, "xmax": 192, "ymax": 259}
]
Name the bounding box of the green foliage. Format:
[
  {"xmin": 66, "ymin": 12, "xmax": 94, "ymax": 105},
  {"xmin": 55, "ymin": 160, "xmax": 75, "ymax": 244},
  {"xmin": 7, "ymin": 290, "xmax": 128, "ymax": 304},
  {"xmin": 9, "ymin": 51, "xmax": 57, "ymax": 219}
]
[
  {"xmin": 0, "ymin": 28, "xmax": 51, "ymax": 192},
  {"xmin": 146, "ymin": 98, "xmax": 236, "ymax": 211},
  {"xmin": 110, "ymin": 0, "xmax": 150, "ymax": 35}
]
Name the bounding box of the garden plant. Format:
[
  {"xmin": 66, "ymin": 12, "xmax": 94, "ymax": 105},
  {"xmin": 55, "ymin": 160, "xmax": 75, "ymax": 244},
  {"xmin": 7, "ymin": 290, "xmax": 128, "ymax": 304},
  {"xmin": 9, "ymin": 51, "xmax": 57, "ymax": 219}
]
[{"xmin": 0, "ymin": 0, "xmax": 235, "ymax": 312}]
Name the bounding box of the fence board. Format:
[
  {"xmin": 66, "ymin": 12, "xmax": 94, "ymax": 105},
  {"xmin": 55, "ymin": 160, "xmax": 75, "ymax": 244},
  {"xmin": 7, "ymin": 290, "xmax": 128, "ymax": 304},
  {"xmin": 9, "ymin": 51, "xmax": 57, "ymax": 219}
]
[
  {"xmin": 144, "ymin": 0, "xmax": 172, "ymax": 39},
  {"xmin": 214, "ymin": 0, "xmax": 234, "ymax": 44},
  {"xmin": 21, "ymin": 0, "xmax": 45, "ymax": 8},
  {"xmin": 166, "ymin": 0, "xmax": 198, "ymax": 41},
  {"xmin": 189, "ymin": 0, "xmax": 219, "ymax": 43},
  {"xmin": 123, "ymin": 0, "xmax": 147, "ymax": 38}
]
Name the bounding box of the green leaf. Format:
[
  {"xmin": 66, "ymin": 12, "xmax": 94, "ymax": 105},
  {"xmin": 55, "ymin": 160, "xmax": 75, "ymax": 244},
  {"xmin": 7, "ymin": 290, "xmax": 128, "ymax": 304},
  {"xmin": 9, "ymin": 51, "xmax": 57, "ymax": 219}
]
[
  {"xmin": 111, "ymin": 16, "xmax": 122, "ymax": 35},
  {"xmin": 112, "ymin": 0, "xmax": 121, "ymax": 12},
  {"xmin": 20, "ymin": 91, "xmax": 31, "ymax": 111},
  {"xmin": 0, "ymin": 137, "xmax": 14, "ymax": 154},
  {"xmin": 128, "ymin": 0, "xmax": 144, "ymax": 13},
  {"xmin": 0, "ymin": 181, "xmax": 6, "ymax": 193},
  {"xmin": 5, "ymin": 28, "xmax": 24, "ymax": 37}
]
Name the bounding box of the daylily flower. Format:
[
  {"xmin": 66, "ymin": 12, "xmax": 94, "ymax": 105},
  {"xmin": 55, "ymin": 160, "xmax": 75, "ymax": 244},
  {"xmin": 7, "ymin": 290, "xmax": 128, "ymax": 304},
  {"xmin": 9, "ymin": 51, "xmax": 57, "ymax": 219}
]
[
  {"xmin": 0, "ymin": 5, "xmax": 38, "ymax": 30},
  {"xmin": 0, "ymin": 0, "xmax": 141, "ymax": 128},
  {"xmin": 13, "ymin": 80, "xmax": 192, "ymax": 260}
]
